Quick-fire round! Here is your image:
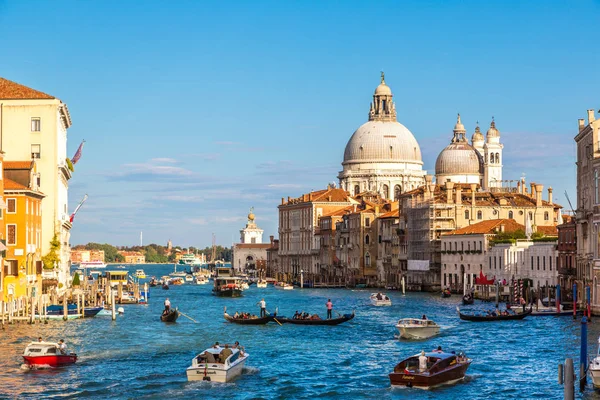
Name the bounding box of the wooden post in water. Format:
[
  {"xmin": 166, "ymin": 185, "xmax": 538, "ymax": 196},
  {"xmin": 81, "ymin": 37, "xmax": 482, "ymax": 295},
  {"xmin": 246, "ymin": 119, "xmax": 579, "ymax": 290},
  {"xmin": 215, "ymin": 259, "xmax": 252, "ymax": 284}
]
[
  {"xmin": 77, "ymin": 293, "xmax": 81, "ymax": 318},
  {"xmin": 111, "ymin": 290, "xmax": 116, "ymax": 321},
  {"xmin": 144, "ymin": 283, "xmax": 148, "ymax": 304},
  {"xmin": 63, "ymin": 293, "xmax": 68, "ymax": 321},
  {"xmin": 565, "ymin": 358, "xmax": 574, "ymax": 400},
  {"xmin": 117, "ymin": 282, "xmax": 123, "ymax": 305},
  {"xmin": 29, "ymin": 296, "xmax": 35, "ymax": 324}
]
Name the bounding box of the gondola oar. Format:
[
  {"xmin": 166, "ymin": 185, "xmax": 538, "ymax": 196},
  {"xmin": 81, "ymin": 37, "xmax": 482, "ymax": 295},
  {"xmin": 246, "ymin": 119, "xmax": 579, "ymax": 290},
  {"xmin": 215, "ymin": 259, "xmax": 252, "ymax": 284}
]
[
  {"xmin": 178, "ymin": 310, "xmax": 198, "ymax": 323},
  {"xmin": 266, "ymin": 309, "xmax": 282, "ymax": 326}
]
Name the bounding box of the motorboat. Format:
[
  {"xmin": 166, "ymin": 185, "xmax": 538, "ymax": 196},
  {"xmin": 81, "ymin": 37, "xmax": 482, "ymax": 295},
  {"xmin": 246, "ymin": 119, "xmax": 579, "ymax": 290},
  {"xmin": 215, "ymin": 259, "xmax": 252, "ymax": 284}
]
[
  {"xmin": 457, "ymin": 306, "xmax": 531, "ymax": 321},
  {"xmin": 171, "ymin": 277, "xmax": 184, "ymax": 285},
  {"xmin": 389, "ymin": 351, "xmax": 471, "ymax": 389},
  {"xmin": 213, "ymin": 267, "xmax": 243, "ymax": 297},
  {"xmin": 135, "ymin": 269, "xmax": 146, "ymax": 279},
  {"xmin": 589, "ymin": 336, "xmax": 600, "ymax": 388},
  {"xmin": 396, "ymin": 318, "xmax": 440, "ymax": 340},
  {"xmin": 196, "ymin": 275, "xmax": 208, "ymax": 285},
  {"xmin": 256, "ymin": 280, "xmax": 268, "ymax": 288},
  {"xmin": 186, "ymin": 345, "xmax": 248, "ymax": 382},
  {"xmin": 160, "ymin": 308, "xmax": 179, "ymax": 322},
  {"xmin": 240, "ymin": 281, "xmax": 250, "ymax": 290},
  {"xmin": 530, "ymin": 299, "xmax": 572, "ymax": 316},
  {"xmin": 370, "ymin": 293, "xmax": 392, "ymax": 306},
  {"xmin": 275, "ymin": 282, "xmax": 293, "ymax": 290},
  {"xmin": 185, "ymin": 274, "xmax": 194, "ymax": 283},
  {"xmin": 42, "ymin": 305, "xmax": 82, "ymax": 320},
  {"xmin": 22, "ymin": 341, "xmax": 77, "ymax": 367},
  {"xmin": 149, "ymin": 277, "xmax": 158, "ymax": 287},
  {"xmin": 170, "ymin": 264, "xmax": 188, "ymax": 277}
]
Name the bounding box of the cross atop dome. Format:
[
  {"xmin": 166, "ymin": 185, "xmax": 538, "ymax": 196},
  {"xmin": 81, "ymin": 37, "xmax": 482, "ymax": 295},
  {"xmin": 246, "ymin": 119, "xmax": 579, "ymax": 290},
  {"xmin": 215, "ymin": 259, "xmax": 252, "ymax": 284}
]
[{"xmin": 370, "ymin": 73, "xmax": 396, "ymax": 122}]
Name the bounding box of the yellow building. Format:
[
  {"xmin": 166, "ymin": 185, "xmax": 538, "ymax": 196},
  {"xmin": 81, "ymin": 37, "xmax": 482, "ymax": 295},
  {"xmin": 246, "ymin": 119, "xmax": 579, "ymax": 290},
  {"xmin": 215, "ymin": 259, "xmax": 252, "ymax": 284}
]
[
  {"xmin": 0, "ymin": 77, "xmax": 73, "ymax": 293},
  {"xmin": 118, "ymin": 251, "xmax": 146, "ymax": 264},
  {"xmin": 2, "ymin": 161, "xmax": 44, "ymax": 302}
]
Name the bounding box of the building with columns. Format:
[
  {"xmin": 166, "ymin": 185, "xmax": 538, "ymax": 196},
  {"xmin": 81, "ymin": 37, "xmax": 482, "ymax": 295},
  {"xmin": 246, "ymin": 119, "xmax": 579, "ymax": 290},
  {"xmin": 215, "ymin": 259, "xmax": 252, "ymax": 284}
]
[{"xmin": 338, "ymin": 74, "xmax": 426, "ymax": 200}]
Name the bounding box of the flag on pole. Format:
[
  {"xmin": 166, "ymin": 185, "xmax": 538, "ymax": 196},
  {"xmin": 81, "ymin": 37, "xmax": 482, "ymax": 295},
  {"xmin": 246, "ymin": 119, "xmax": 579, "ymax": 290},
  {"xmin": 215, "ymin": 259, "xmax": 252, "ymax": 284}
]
[
  {"xmin": 69, "ymin": 194, "xmax": 88, "ymax": 223},
  {"xmin": 71, "ymin": 140, "xmax": 86, "ymax": 165}
]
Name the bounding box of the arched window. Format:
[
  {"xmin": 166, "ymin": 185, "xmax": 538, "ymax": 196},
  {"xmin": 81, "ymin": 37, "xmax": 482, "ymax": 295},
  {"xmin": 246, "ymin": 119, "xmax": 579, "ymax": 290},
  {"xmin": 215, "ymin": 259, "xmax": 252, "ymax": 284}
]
[
  {"xmin": 394, "ymin": 185, "xmax": 402, "ymax": 200},
  {"xmin": 365, "ymin": 253, "xmax": 371, "ymax": 267},
  {"xmin": 365, "ymin": 235, "xmax": 370, "ymax": 245},
  {"xmin": 465, "ymin": 210, "xmax": 470, "ymax": 220},
  {"xmin": 490, "ymin": 153, "xmax": 495, "ymax": 163},
  {"xmin": 496, "ymin": 153, "xmax": 500, "ymax": 164},
  {"xmin": 544, "ymin": 211, "xmax": 549, "ymax": 221},
  {"xmin": 382, "ymin": 184, "xmax": 389, "ymax": 199},
  {"xmin": 477, "ymin": 211, "xmax": 483, "ymax": 220},
  {"xmin": 508, "ymin": 210, "xmax": 513, "ymax": 219},
  {"xmin": 354, "ymin": 185, "xmax": 360, "ymax": 196}
]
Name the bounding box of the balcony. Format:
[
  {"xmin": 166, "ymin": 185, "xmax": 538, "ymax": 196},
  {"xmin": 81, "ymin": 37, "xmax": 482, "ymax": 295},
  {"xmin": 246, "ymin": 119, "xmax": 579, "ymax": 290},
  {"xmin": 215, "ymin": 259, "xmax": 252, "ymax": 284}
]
[{"xmin": 557, "ymin": 267, "xmax": 576, "ymax": 276}]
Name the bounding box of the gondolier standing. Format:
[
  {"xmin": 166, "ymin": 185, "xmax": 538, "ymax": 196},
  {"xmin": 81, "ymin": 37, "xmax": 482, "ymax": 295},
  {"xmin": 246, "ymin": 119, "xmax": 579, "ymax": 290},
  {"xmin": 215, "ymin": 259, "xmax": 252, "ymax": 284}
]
[
  {"xmin": 257, "ymin": 298, "xmax": 266, "ymax": 317},
  {"xmin": 164, "ymin": 298, "xmax": 171, "ymax": 312},
  {"xmin": 326, "ymin": 299, "xmax": 333, "ymax": 319}
]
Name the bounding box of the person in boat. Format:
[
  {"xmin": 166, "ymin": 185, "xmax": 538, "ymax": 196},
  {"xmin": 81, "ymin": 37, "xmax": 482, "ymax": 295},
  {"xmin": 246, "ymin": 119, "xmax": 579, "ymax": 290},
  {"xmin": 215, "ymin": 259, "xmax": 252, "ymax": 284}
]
[
  {"xmin": 198, "ymin": 350, "xmax": 216, "ymax": 364},
  {"xmin": 219, "ymin": 344, "xmax": 233, "ymax": 363},
  {"xmin": 293, "ymin": 311, "xmax": 299, "ymax": 320},
  {"xmin": 38, "ymin": 337, "xmax": 43, "ymax": 343},
  {"xmin": 520, "ymin": 296, "xmax": 526, "ymax": 312},
  {"xmin": 257, "ymin": 298, "xmax": 267, "ymax": 317},
  {"xmin": 164, "ymin": 298, "xmax": 171, "ymax": 313},
  {"xmin": 376, "ymin": 293, "xmax": 382, "ymax": 300},
  {"xmin": 422, "ymin": 314, "xmax": 427, "ymax": 320},
  {"xmin": 233, "ymin": 341, "xmax": 240, "ymax": 349},
  {"xmin": 326, "ymin": 299, "xmax": 333, "ymax": 319},
  {"xmin": 311, "ymin": 314, "xmax": 321, "ymax": 320},
  {"xmin": 418, "ymin": 351, "xmax": 428, "ymax": 372},
  {"xmin": 59, "ymin": 339, "xmax": 67, "ymax": 355},
  {"xmin": 434, "ymin": 346, "xmax": 443, "ymax": 353},
  {"xmin": 213, "ymin": 342, "xmax": 220, "ymax": 349},
  {"xmin": 234, "ymin": 311, "xmax": 240, "ymax": 318}
]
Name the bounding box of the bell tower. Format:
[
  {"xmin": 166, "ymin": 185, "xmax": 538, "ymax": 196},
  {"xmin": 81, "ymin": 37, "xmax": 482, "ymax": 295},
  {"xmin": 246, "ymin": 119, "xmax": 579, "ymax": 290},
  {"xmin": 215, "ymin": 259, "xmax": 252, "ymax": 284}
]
[
  {"xmin": 483, "ymin": 118, "xmax": 503, "ymax": 189},
  {"xmin": 369, "ymin": 71, "xmax": 397, "ymax": 122}
]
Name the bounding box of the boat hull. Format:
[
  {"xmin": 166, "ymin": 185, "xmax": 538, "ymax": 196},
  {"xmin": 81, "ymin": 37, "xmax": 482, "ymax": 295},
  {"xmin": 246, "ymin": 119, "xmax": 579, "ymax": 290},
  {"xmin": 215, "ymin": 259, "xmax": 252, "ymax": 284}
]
[
  {"xmin": 389, "ymin": 362, "xmax": 470, "ymax": 389},
  {"xmin": 186, "ymin": 358, "xmax": 246, "ymax": 382},
  {"xmin": 458, "ymin": 307, "xmax": 532, "ymax": 322},
  {"xmin": 23, "ymin": 354, "xmax": 77, "ymax": 367},
  {"xmin": 213, "ymin": 289, "xmax": 243, "ymax": 297},
  {"xmin": 590, "ymin": 365, "xmax": 600, "ymax": 388},
  {"xmin": 279, "ymin": 313, "xmax": 354, "ymax": 325},
  {"xmin": 398, "ymin": 326, "xmax": 440, "ymax": 340},
  {"xmin": 160, "ymin": 310, "xmax": 179, "ymax": 322},
  {"xmin": 371, "ymin": 299, "xmax": 392, "ymax": 306},
  {"xmin": 224, "ymin": 312, "xmax": 275, "ymax": 325}
]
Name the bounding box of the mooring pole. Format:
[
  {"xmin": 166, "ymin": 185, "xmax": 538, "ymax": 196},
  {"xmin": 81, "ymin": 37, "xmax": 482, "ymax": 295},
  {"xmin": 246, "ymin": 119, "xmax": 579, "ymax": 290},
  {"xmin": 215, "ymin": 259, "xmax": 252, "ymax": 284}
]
[
  {"xmin": 565, "ymin": 358, "xmax": 574, "ymax": 400},
  {"xmin": 587, "ymin": 286, "xmax": 592, "ymax": 321},
  {"xmin": 556, "ymin": 284, "xmax": 561, "ymax": 313},
  {"xmin": 573, "ymin": 283, "xmax": 577, "ymax": 320},
  {"xmin": 581, "ymin": 316, "xmax": 588, "ymax": 392}
]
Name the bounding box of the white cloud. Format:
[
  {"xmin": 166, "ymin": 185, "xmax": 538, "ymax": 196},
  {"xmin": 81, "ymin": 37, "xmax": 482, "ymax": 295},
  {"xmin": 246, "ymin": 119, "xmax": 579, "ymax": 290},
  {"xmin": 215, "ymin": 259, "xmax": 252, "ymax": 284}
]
[{"xmin": 150, "ymin": 157, "xmax": 178, "ymax": 163}]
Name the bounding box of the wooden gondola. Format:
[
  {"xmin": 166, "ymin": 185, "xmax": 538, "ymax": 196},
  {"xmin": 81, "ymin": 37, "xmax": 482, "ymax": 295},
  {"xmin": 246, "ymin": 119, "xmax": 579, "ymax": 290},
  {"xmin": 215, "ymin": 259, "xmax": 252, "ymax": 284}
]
[
  {"xmin": 462, "ymin": 294, "xmax": 474, "ymax": 305},
  {"xmin": 457, "ymin": 306, "xmax": 531, "ymax": 322},
  {"xmin": 160, "ymin": 309, "xmax": 179, "ymax": 322},
  {"xmin": 224, "ymin": 311, "xmax": 276, "ymax": 325},
  {"xmin": 278, "ymin": 312, "xmax": 355, "ymax": 326}
]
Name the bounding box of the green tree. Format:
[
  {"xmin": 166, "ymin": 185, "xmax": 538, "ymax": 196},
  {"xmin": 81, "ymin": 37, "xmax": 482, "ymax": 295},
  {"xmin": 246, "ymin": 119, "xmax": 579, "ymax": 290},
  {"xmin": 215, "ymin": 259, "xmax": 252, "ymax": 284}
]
[
  {"xmin": 42, "ymin": 233, "xmax": 60, "ymax": 269},
  {"xmin": 72, "ymin": 272, "xmax": 80, "ymax": 286}
]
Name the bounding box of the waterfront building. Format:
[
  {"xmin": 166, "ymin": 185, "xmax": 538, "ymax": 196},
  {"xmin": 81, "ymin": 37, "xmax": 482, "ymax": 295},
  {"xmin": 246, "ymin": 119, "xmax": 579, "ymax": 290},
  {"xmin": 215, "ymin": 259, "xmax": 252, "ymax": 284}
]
[
  {"xmin": 70, "ymin": 249, "xmax": 105, "ymax": 264},
  {"xmin": 265, "ymin": 236, "xmax": 279, "ymax": 278},
  {"xmin": 2, "ymin": 160, "xmax": 44, "ymax": 301},
  {"xmin": 316, "ymin": 206, "xmax": 350, "ymax": 285},
  {"xmin": 376, "ymin": 207, "xmax": 402, "ymax": 287},
  {"xmin": 575, "ymin": 108, "xmax": 600, "ymax": 311},
  {"xmin": 277, "ymin": 185, "xmax": 357, "ymax": 283},
  {"xmin": 118, "ymin": 251, "xmax": 145, "ymax": 264},
  {"xmin": 337, "ymin": 74, "xmax": 426, "ymax": 199},
  {"xmin": 557, "ymin": 215, "xmax": 576, "ymax": 291},
  {"xmin": 0, "ymin": 77, "xmax": 73, "ymax": 292},
  {"xmin": 232, "ymin": 209, "xmax": 269, "ymax": 275},
  {"xmin": 441, "ymin": 219, "xmax": 558, "ymax": 291}
]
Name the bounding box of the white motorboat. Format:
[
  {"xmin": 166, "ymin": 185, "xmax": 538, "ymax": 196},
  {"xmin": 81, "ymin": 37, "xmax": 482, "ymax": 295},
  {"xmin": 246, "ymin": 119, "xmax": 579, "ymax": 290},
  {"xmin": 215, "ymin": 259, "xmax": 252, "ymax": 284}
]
[
  {"xmin": 186, "ymin": 345, "xmax": 248, "ymax": 382},
  {"xmin": 240, "ymin": 282, "xmax": 250, "ymax": 290},
  {"xmin": 396, "ymin": 318, "xmax": 440, "ymax": 340},
  {"xmin": 256, "ymin": 280, "xmax": 267, "ymax": 288},
  {"xmin": 590, "ymin": 336, "xmax": 600, "ymax": 388},
  {"xmin": 135, "ymin": 269, "xmax": 146, "ymax": 279},
  {"xmin": 185, "ymin": 274, "xmax": 194, "ymax": 283},
  {"xmin": 370, "ymin": 293, "xmax": 392, "ymax": 306},
  {"xmin": 196, "ymin": 275, "xmax": 208, "ymax": 285}
]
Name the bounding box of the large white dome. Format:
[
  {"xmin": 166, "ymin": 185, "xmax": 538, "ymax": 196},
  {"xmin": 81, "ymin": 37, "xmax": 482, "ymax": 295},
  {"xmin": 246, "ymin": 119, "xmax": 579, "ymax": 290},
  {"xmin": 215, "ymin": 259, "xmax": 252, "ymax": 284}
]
[
  {"xmin": 435, "ymin": 141, "xmax": 482, "ymax": 175},
  {"xmin": 343, "ymin": 121, "xmax": 423, "ymax": 165}
]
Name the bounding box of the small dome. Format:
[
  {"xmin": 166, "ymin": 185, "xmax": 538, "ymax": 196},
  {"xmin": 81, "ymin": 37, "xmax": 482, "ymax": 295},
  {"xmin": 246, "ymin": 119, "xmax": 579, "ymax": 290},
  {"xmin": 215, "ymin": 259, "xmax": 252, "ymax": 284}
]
[
  {"xmin": 487, "ymin": 120, "xmax": 500, "ymax": 138},
  {"xmin": 472, "ymin": 125, "xmax": 484, "ymax": 142},
  {"xmin": 248, "ymin": 213, "xmax": 255, "ymax": 221},
  {"xmin": 343, "ymin": 121, "xmax": 422, "ymax": 164},
  {"xmin": 453, "ymin": 114, "xmax": 466, "ymax": 134},
  {"xmin": 374, "ymin": 83, "xmax": 392, "ymax": 96},
  {"xmin": 435, "ymin": 141, "xmax": 483, "ymax": 176}
]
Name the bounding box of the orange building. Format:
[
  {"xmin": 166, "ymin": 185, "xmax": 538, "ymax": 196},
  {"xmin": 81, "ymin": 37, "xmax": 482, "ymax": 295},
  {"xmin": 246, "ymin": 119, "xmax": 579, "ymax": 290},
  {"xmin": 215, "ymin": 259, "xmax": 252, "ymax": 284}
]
[
  {"xmin": 118, "ymin": 251, "xmax": 145, "ymax": 264},
  {"xmin": 2, "ymin": 160, "xmax": 44, "ymax": 301}
]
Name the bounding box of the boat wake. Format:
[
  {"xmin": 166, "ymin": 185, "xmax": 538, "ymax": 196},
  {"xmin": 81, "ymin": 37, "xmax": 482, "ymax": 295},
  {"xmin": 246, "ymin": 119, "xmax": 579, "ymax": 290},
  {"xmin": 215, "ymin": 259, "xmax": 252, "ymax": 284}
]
[
  {"xmin": 21, "ymin": 363, "xmax": 53, "ymax": 370},
  {"xmin": 242, "ymin": 366, "xmax": 260, "ymax": 375}
]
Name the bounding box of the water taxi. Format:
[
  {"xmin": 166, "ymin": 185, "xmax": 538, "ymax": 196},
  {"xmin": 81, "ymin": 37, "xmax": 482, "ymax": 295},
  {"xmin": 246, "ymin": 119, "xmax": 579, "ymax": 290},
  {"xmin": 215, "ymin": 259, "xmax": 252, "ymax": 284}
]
[
  {"xmin": 590, "ymin": 336, "xmax": 600, "ymax": 388},
  {"xmin": 135, "ymin": 269, "xmax": 146, "ymax": 279},
  {"xmin": 196, "ymin": 275, "xmax": 208, "ymax": 285},
  {"xmin": 389, "ymin": 350, "xmax": 471, "ymax": 389},
  {"xmin": 185, "ymin": 274, "xmax": 194, "ymax": 283},
  {"xmin": 396, "ymin": 318, "xmax": 440, "ymax": 340},
  {"xmin": 370, "ymin": 293, "xmax": 392, "ymax": 306},
  {"xmin": 256, "ymin": 280, "xmax": 267, "ymax": 288},
  {"xmin": 186, "ymin": 345, "xmax": 248, "ymax": 382},
  {"xmin": 213, "ymin": 267, "xmax": 243, "ymax": 297},
  {"xmin": 23, "ymin": 341, "xmax": 78, "ymax": 367}
]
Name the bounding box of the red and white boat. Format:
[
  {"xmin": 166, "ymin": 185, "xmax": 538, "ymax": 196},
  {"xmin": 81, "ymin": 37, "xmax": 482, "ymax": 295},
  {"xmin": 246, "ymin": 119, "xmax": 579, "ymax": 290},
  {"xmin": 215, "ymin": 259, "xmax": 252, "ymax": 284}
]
[{"xmin": 22, "ymin": 341, "xmax": 77, "ymax": 367}]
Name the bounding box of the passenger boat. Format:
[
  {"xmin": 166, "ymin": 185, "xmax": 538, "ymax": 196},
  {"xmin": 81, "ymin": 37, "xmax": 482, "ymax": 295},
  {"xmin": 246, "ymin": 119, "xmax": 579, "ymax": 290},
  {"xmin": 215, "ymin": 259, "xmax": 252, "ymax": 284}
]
[
  {"xmin": 80, "ymin": 260, "xmax": 107, "ymax": 269},
  {"xmin": 23, "ymin": 341, "xmax": 78, "ymax": 367},
  {"xmin": 589, "ymin": 336, "xmax": 600, "ymax": 388},
  {"xmin": 278, "ymin": 312, "xmax": 354, "ymax": 325},
  {"xmin": 160, "ymin": 309, "xmax": 179, "ymax": 322},
  {"xmin": 213, "ymin": 267, "xmax": 243, "ymax": 297},
  {"xmin": 370, "ymin": 293, "xmax": 392, "ymax": 306},
  {"xmin": 457, "ymin": 306, "xmax": 531, "ymax": 321},
  {"xmin": 256, "ymin": 280, "xmax": 267, "ymax": 288},
  {"xmin": 389, "ymin": 351, "xmax": 471, "ymax": 389},
  {"xmin": 185, "ymin": 274, "xmax": 194, "ymax": 283},
  {"xmin": 396, "ymin": 318, "xmax": 440, "ymax": 340},
  {"xmin": 186, "ymin": 345, "xmax": 248, "ymax": 382},
  {"xmin": 135, "ymin": 269, "xmax": 146, "ymax": 279},
  {"xmin": 223, "ymin": 308, "xmax": 277, "ymax": 325}
]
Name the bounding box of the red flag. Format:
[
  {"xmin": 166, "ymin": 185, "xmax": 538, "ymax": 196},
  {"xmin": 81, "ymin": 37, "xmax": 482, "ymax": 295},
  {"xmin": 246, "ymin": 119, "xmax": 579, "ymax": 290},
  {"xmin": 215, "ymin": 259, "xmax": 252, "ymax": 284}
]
[{"xmin": 72, "ymin": 140, "xmax": 85, "ymax": 165}]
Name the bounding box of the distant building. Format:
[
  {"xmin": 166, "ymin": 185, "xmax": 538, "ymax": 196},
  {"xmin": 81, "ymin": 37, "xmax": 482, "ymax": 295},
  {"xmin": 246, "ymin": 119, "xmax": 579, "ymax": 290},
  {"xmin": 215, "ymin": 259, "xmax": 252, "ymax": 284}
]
[
  {"xmin": 70, "ymin": 249, "xmax": 105, "ymax": 264},
  {"xmin": 266, "ymin": 236, "xmax": 279, "ymax": 278},
  {"xmin": 118, "ymin": 251, "xmax": 145, "ymax": 264},
  {"xmin": 0, "ymin": 77, "xmax": 73, "ymax": 292},
  {"xmin": 557, "ymin": 215, "xmax": 576, "ymax": 291},
  {"xmin": 232, "ymin": 209, "xmax": 269, "ymax": 275}
]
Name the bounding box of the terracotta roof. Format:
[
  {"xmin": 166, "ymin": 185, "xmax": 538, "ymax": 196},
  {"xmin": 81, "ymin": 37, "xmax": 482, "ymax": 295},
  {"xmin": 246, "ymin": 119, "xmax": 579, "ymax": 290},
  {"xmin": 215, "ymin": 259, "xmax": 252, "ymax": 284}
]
[
  {"xmin": 4, "ymin": 161, "xmax": 33, "ymax": 170},
  {"xmin": 444, "ymin": 219, "xmax": 525, "ymax": 236},
  {"xmin": 3, "ymin": 178, "xmax": 28, "ymax": 190},
  {"xmin": 281, "ymin": 187, "xmax": 354, "ymax": 206},
  {"xmin": 321, "ymin": 206, "xmax": 353, "ymax": 218},
  {"xmin": 234, "ymin": 243, "xmax": 271, "ymax": 249},
  {"xmin": 537, "ymin": 225, "xmax": 558, "ymax": 236},
  {"xmin": 380, "ymin": 210, "xmax": 400, "ymax": 218},
  {"xmin": 0, "ymin": 77, "xmax": 55, "ymax": 99}
]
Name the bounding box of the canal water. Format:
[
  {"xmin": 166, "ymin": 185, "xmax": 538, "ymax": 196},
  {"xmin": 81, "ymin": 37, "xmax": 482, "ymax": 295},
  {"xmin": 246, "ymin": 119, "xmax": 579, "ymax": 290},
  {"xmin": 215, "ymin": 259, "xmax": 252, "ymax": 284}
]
[{"xmin": 1, "ymin": 263, "xmax": 599, "ymax": 399}]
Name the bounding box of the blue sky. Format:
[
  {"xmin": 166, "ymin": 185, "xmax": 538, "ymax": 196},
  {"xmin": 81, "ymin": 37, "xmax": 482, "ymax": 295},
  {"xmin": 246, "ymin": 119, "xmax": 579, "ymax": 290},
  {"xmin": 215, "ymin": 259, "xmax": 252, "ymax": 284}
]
[{"xmin": 1, "ymin": 1, "xmax": 598, "ymax": 247}]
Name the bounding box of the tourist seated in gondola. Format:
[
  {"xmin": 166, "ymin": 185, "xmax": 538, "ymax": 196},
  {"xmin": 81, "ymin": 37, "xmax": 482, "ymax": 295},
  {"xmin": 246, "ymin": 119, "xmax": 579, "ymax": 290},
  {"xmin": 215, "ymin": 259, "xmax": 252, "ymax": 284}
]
[
  {"xmin": 310, "ymin": 314, "xmax": 321, "ymax": 320},
  {"xmin": 293, "ymin": 311, "xmax": 300, "ymax": 319}
]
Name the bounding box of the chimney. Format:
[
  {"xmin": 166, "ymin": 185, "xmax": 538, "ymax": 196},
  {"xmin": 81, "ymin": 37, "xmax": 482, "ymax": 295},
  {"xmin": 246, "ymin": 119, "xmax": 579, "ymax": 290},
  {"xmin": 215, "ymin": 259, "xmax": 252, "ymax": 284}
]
[
  {"xmin": 281, "ymin": 197, "xmax": 284, "ymax": 205},
  {"xmin": 548, "ymin": 187, "xmax": 553, "ymax": 204},
  {"xmin": 308, "ymin": 192, "xmax": 312, "ymax": 201},
  {"xmin": 445, "ymin": 182, "xmax": 454, "ymax": 204},
  {"xmin": 455, "ymin": 185, "xmax": 462, "ymax": 205},
  {"xmin": 353, "ymin": 204, "xmax": 357, "ymax": 212},
  {"xmin": 287, "ymin": 196, "xmax": 291, "ymax": 202},
  {"xmin": 579, "ymin": 118, "xmax": 586, "ymax": 132},
  {"xmin": 535, "ymin": 184, "xmax": 543, "ymax": 207},
  {"xmin": 425, "ymin": 175, "xmax": 433, "ymax": 185},
  {"xmin": 470, "ymin": 183, "xmax": 477, "ymax": 206},
  {"xmin": 588, "ymin": 109, "xmax": 596, "ymax": 124},
  {"xmin": 270, "ymin": 235, "xmax": 274, "ymax": 245},
  {"xmin": 530, "ymin": 183, "xmax": 536, "ymax": 198},
  {"xmin": 499, "ymin": 224, "xmax": 505, "ymax": 233}
]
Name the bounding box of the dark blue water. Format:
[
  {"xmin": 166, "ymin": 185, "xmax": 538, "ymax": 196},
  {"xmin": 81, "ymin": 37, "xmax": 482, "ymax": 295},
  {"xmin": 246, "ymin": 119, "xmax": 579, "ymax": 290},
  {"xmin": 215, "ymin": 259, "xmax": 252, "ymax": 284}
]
[{"xmin": 1, "ymin": 263, "xmax": 599, "ymax": 399}]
